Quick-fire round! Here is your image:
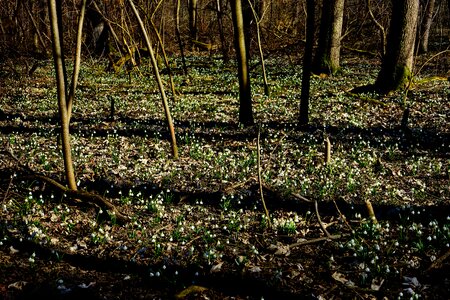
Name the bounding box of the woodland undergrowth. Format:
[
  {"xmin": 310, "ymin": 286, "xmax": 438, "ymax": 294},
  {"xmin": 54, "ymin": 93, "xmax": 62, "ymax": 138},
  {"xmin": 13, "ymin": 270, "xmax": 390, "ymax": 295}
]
[{"xmin": 0, "ymin": 54, "xmax": 449, "ymax": 299}]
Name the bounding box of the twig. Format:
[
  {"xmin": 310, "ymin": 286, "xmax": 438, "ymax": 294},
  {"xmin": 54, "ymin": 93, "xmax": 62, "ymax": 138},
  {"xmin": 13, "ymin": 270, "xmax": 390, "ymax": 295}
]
[
  {"xmin": 333, "ymin": 200, "xmax": 353, "ymax": 231},
  {"xmin": 342, "ymin": 45, "xmax": 377, "ymax": 57},
  {"xmin": 414, "ymin": 49, "xmax": 450, "ymax": 77},
  {"xmin": 325, "ymin": 136, "xmax": 331, "ymax": 165},
  {"xmin": 2, "ymin": 141, "xmax": 32, "ymax": 172},
  {"xmin": 222, "ymin": 176, "xmax": 256, "ymax": 194},
  {"xmin": 2, "ymin": 174, "xmax": 14, "ymax": 203},
  {"xmin": 260, "ymin": 182, "xmax": 312, "ymax": 203},
  {"xmin": 315, "ymin": 200, "xmax": 332, "ymax": 238},
  {"xmin": 289, "ymin": 234, "xmax": 343, "ymax": 249},
  {"xmin": 257, "ymin": 126, "xmax": 271, "ymax": 227},
  {"xmin": 185, "ymin": 235, "xmax": 202, "ymax": 247},
  {"xmin": 366, "ymin": 0, "xmax": 386, "ymax": 55},
  {"xmin": 291, "ymin": 192, "xmax": 313, "ymax": 203}
]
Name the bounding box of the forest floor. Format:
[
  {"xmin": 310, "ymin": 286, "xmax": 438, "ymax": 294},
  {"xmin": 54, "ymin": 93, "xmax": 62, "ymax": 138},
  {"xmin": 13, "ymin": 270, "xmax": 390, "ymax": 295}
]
[{"xmin": 0, "ymin": 52, "xmax": 449, "ymax": 299}]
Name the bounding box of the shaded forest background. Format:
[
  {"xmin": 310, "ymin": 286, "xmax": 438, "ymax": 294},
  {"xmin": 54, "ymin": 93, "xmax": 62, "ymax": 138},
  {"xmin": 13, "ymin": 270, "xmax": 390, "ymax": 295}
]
[{"xmin": 1, "ymin": 0, "xmax": 449, "ymax": 64}]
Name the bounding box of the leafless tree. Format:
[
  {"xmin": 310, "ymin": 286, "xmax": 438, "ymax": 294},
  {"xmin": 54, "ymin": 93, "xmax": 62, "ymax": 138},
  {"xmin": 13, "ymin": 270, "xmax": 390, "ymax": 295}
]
[{"xmin": 231, "ymin": 0, "xmax": 254, "ymax": 126}]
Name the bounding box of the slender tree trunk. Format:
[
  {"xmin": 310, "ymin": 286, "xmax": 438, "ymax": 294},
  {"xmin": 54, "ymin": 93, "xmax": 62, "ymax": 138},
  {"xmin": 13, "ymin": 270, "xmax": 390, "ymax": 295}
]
[
  {"xmin": 216, "ymin": 0, "xmax": 229, "ymax": 62},
  {"xmin": 448, "ymin": 0, "xmax": 450, "ymax": 26},
  {"xmin": 24, "ymin": 1, "xmax": 47, "ymax": 54},
  {"xmin": 242, "ymin": 0, "xmax": 253, "ymax": 54},
  {"xmin": 299, "ymin": 0, "xmax": 315, "ymax": 126},
  {"xmin": 91, "ymin": 1, "xmax": 122, "ymax": 57},
  {"xmin": 247, "ymin": 0, "xmax": 270, "ymax": 96},
  {"xmin": 188, "ymin": 0, "xmax": 198, "ymax": 49},
  {"xmin": 55, "ymin": 0, "xmax": 69, "ymax": 93},
  {"xmin": 419, "ymin": 0, "xmax": 436, "ymax": 53},
  {"xmin": 375, "ymin": 0, "xmax": 419, "ymax": 93},
  {"xmin": 67, "ymin": 0, "xmax": 87, "ymax": 122},
  {"xmin": 48, "ymin": 0, "xmax": 77, "ymax": 190},
  {"xmin": 39, "ymin": 0, "xmax": 50, "ymax": 47},
  {"xmin": 312, "ymin": 0, "xmax": 345, "ymax": 75},
  {"xmin": 127, "ymin": 0, "xmax": 178, "ymax": 159},
  {"xmin": 367, "ymin": 0, "xmax": 387, "ymax": 56},
  {"xmin": 86, "ymin": 0, "xmax": 109, "ymax": 56},
  {"xmin": 231, "ymin": 0, "xmax": 254, "ymax": 126},
  {"xmin": 149, "ymin": 11, "xmax": 177, "ymax": 99},
  {"xmin": 256, "ymin": 0, "xmax": 265, "ymax": 17},
  {"xmin": 175, "ymin": 0, "xmax": 188, "ymax": 75}
]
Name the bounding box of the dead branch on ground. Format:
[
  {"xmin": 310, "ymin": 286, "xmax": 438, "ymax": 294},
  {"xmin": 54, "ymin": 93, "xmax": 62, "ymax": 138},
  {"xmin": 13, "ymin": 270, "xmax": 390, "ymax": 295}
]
[{"xmin": 3, "ymin": 142, "xmax": 129, "ymax": 223}]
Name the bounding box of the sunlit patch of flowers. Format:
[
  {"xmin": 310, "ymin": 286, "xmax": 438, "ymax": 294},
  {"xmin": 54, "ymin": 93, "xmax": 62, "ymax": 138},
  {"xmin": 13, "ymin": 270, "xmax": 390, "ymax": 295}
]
[
  {"xmin": 90, "ymin": 224, "xmax": 114, "ymax": 244},
  {"xmin": 272, "ymin": 213, "xmax": 302, "ymax": 235},
  {"xmin": 27, "ymin": 223, "xmax": 47, "ymax": 241},
  {"xmin": 336, "ymin": 212, "xmax": 450, "ymax": 288}
]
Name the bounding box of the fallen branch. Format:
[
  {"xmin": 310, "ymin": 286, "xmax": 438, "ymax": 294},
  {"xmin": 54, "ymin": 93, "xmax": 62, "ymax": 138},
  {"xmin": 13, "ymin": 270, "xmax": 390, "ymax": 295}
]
[
  {"xmin": 333, "ymin": 200, "xmax": 353, "ymax": 231},
  {"xmin": 4, "ymin": 143, "xmax": 128, "ymax": 223},
  {"xmin": 222, "ymin": 176, "xmax": 257, "ymax": 194},
  {"xmin": 291, "ymin": 191, "xmax": 313, "ymax": 203},
  {"xmin": 24, "ymin": 174, "xmax": 129, "ymax": 224},
  {"xmin": 289, "ymin": 234, "xmax": 343, "ymax": 249},
  {"xmin": 2, "ymin": 173, "xmax": 14, "ymax": 203},
  {"xmin": 315, "ymin": 200, "xmax": 332, "ymax": 238}
]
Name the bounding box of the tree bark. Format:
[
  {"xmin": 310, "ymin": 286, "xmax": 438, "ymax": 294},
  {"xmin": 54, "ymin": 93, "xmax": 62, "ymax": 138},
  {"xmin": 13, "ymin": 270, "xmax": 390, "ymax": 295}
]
[
  {"xmin": 243, "ymin": 0, "xmax": 253, "ymax": 54},
  {"xmin": 86, "ymin": 0, "xmax": 109, "ymax": 56},
  {"xmin": 419, "ymin": 0, "xmax": 436, "ymax": 53},
  {"xmin": 231, "ymin": 0, "xmax": 254, "ymax": 126},
  {"xmin": 312, "ymin": 0, "xmax": 345, "ymax": 75},
  {"xmin": 175, "ymin": 0, "xmax": 188, "ymax": 75},
  {"xmin": 300, "ymin": 0, "xmax": 315, "ymax": 126},
  {"xmin": 375, "ymin": 0, "xmax": 419, "ymax": 93},
  {"xmin": 216, "ymin": 0, "xmax": 229, "ymax": 62},
  {"xmin": 67, "ymin": 0, "xmax": 87, "ymax": 122},
  {"xmin": 188, "ymin": 0, "xmax": 198, "ymax": 49},
  {"xmin": 47, "ymin": 0, "xmax": 77, "ymax": 191}
]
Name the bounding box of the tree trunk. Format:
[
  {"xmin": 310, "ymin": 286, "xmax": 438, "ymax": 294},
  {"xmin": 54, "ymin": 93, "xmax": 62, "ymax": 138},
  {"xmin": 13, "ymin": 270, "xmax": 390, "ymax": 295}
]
[
  {"xmin": 127, "ymin": 0, "xmax": 179, "ymax": 159},
  {"xmin": 175, "ymin": 0, "xmax": 188, "ymax": 75},
  {"xmin": 216, "ymin": 0, "xmax": 229, "ymax": 62},
  {"xmin": 188, "ymin": 0, "xmax": 198, "ymax": 49},
  {"xmin": 256, "ymin": 0, "xmax": 265, "ymax": 18},
  {"xmin": 299, "ymin": 0, "xmax": 315, "ymax": 126},
  {"xmin": 367, "ymin": 0, "xmax": 387, "ymax": 56},
  {"xmin": 247, "ymin": 0, "xmax": 270, "ymax": 96},
  {"xmin": 375, "ymin": 0, "xmax": 419, "ymax": 93},
  {"xmin": 243, "ymin": 0, "xmax": 253, "ymax": 54},
  {"xmin": 86, "ymin": 0, "xmax": 109, "ymax": 56},
  {"xmin": 67, "ymin": 0, "xmax": 87, "ymax": 122},
  {"xmin": 419, "ymin": 0, "xmax": 436, "ymax": 53},
  {"xmin": 312, "ymin": 0, "xmax": 345, "ymax": 75},
  {"xmin": 24, "ymin": 1, "xmax": 47, "ymax": 54},
  {"xmin": 47, "ymin": 0, "xmax": 77, "ymax": 191},
  {"xmin": 231, "ymin": 0, "xmax": 254, "ymax": 126}
]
